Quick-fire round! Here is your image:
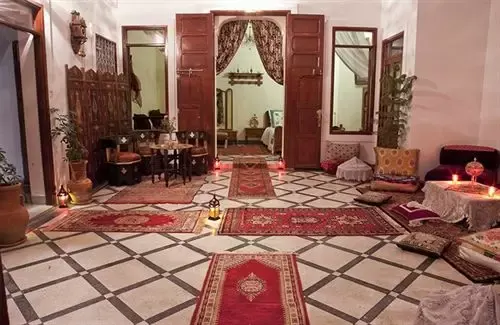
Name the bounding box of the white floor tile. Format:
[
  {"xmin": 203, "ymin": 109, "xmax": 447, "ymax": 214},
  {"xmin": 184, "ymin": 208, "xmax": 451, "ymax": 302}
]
[
  {"xmin": 120, "ymin": 233, "xmax": 175, "ymax": 254},
  {"xmin": 70, "ymin": 245, "xmax": 129, "ymax": 270},
  {"xmin": 7, "ymin": 299, "xmax": 26, "ymax": 325},
  {"xmin": 306, "ymin": 304, "xmax": 351, "ymax": 325},
  {"xmin": 296, "ymin": 262, "xmax": 329, "ymax": 289},
  {"xmin": 345, "ymin": 259, "xmax": 411, "ymax": 290},
  {"xmin": 371, "ymin": 244, "xmax": 427, "ymax": 269},
  {"xmin": 9, "ymin": 258, "xmax": 76, "ymax": 290},
  {"xmin": 2, "ymin": 244, "xmax": 57, "ymax": 269},
  {"xmin": 189, "ymin": 235, "xmax": 243, "ymax": 253},
  {"xmin": 53, "ymin": 232, "xmax": 107, "ymax": 253},
  {"xmin": 327, "ymin": 236, "xmax": 380, "ymax": 253},
  {"xmin": 258, "ymin": 236, "xmax": 313, "ymax": 252},
  {"xmin": 153, "ymin": 305, "xmax": 196, "ymax": 325},
  {"xmin": 402, "ymin": 274, "xmax": 460, "ymax": 301},
  {"xmin": 44, "ymin": 300, "xmax": 133, "ymax": 325},
  {"xmin": 371, "ymin": 298, "xmax": 418, "ymax": 325},
  {"xmin": 144, "ymin": 245, "xmax": 204, "ymax": 271},
  {"xmin": 305, "ymin": 199, "xmax": 346, "ymax": 208},
  {"xmin": 424, "ymin": 259, "xmax": 472, "ymax": 285},
  {"xmin": 174, "ymin": 261, "xmax": 210, "ymax": 290},
  {"xmin": 300, "ymin": 245, "xmax": 357, "ymax": 271},
  {"xmin": 92, "ymin": 259, "xmax": 158, "ymax": 291}
]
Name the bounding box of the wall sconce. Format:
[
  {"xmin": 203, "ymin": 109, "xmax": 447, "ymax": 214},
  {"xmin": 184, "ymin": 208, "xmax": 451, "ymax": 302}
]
[
  {"xmin": 208, "ymin": 194, "xmax": 220, "ymax": 221},
  {"xmin": 214, "ymin": 155, "xmax": 221, "ymax": 170},
  {"xmin": 69, "ymin": 10, "xmax": 87, "ymax": 57},
  {"xmin": 57, "ymin": 185, "xmax": 69, "ymax": 208}
]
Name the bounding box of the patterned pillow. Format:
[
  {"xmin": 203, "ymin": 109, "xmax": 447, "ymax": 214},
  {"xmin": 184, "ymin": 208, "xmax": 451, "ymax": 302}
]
[
  {"xmin": 459, "ymin": 228, "xmax": 500, "ymax": 261},
  {"xmin": 320, "ymin": 159, "xmax": 344, "ymax": 175},
  {"xmin": 397, "ymin": 232, "xmax": 451, "ymax": 257},
  {"xmin": 268, "ymin": 110, "xmax": 284, "ymax": 127},
  {"xmin": 391, "ymin": 202, "xmax": 442, "ymax": 226},
  {"xmin": 354, "ymin": 191, "xmax": 392, "ymax": 206},
  {"xmin": 374, "ymin": 147, "xmax": 419, "ymax": 176},
  {"xmin": 325, "ymin": 142, "xmax": 360, "ymax": 161}
]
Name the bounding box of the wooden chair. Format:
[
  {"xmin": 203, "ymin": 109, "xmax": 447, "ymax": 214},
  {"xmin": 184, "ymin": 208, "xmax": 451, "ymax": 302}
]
[
  {"xmin": 177, "ymin": 131, "xmax": 208, "ymax": 175},
  {"xmin": 102, "ymin": 135, "xmax": 142, "ymax": 186},
  {"xmin": 133, "ymin": 130, "xmax": 162, "ymax": 176}
]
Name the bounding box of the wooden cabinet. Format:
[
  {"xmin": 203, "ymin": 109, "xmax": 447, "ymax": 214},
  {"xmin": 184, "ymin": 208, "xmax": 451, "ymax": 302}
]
[{"xmin": 245, "ymin": 128, "xmax": 265, "ymax": 144}]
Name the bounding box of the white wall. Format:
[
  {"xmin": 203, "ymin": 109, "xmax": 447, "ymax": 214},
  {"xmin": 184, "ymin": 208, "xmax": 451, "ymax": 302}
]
[
  {"xmin": 332, "ymin": 53, "xmax": 364, "ymax": 131},
  {"xmin": 407, "ymin": 0, "xmax": 491, "ymax": 178},
  {"xmin": 215, "ymin": 21, "xmax": 285, "ymax": 140},
  {"xmin": 0, "ymin": 31, "xmax": 24, "ymax": 178}
]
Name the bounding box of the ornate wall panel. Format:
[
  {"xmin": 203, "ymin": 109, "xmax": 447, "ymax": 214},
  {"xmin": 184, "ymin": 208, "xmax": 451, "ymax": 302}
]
[{"xmin": 95, "ymin": 34, "xmax": 117, "ymax": 73}]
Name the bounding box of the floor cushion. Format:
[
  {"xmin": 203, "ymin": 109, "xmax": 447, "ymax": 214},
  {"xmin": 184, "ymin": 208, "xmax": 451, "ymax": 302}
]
[
  {"xmin": 397, "ymin": 232, "xmax": 451, "ymax": 257},
  {"xmin": 459, "ymin": 228, "xmax": 500, "ymax": 261},
  {"xmin": 325, "ymin": 142, "xmax": 360, "ymax": 161},
  {"xmin": 371, "ymin": 180, "xmax": 420, "ymax": 193},
  {"xmin": 458, "ymin": 245, "xmax": 500, "ymax": 273},
  {"xmin": 391, "ymin": 202, "xmax": 442, "ymax": 226},
  {"xmin": 354, "ymin": 191, "xmax": 392, "ymax": 206},
  {"xmin": 374, "ymin": 147, "xmax": 419, "ymax": 176},
  {"xmin": 320, "ymin": 159, "xmax": 344, "ymax": 175}
]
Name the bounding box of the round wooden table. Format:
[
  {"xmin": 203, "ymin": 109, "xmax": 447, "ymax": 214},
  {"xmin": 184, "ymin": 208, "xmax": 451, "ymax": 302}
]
[{"xmin": 150, "ymin": 142, "xmax": 193, "ymax": 187}]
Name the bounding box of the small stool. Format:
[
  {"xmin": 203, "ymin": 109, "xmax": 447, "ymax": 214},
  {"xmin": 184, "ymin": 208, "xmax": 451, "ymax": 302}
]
[
  {"xmin": 108, "ymin": 161, "xmax": 142, "ymax": 186},
  {"xmin": 336, "ymin": 157, "xmax": 373, "ymax": 181}
]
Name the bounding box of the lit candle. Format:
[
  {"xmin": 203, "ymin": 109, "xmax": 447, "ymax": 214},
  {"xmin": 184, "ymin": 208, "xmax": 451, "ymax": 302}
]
[
  {"xmin": 488, "ymin": 186, "xmax": 496, "ymax": 197},
  {"xmin": 57, "ymin": 185, "xmax": 69, "ymax": 208},
  {"xmin": 452, "ymin": 174, "xmax": 458, "ymax": 185},
  {"xmin": 214, "ymin": 156, "xmax": 221, "ymax": 170},
  {"xmin": 278, "ymin": 156, "xmax": 285, "ymax": 170}
]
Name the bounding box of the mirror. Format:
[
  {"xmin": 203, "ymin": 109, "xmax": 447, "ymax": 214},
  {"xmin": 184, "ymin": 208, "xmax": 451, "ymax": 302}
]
[
  {"xmin": 330, "ymin": 27, "xmax": 377, "ymax": 134},
  {"xmin": 216, "ymin": 88, "xmax": 233, "ymax": 130},
  {"xmin": 123, "ymin": 26, "xmax": 168, "ymax": 118}
]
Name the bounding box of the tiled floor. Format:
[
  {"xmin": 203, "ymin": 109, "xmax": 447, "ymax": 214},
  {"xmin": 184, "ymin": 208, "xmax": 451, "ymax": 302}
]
[{"xmin": 2, "ymin": 168, "xmax": 471, "ymax": 325}]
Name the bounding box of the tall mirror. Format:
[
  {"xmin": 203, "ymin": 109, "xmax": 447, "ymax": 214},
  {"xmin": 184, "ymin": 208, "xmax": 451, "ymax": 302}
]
[
  {"xmin": 123, "ymin": 26, "xmax": 168, "ymax": 129},
  {"xmin": 330, "ymin": 27, "xmax": 377, "ymax": 134}
]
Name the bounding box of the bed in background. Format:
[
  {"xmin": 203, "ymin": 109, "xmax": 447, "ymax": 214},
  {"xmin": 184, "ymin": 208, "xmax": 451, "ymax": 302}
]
[{"xmin": 261, "ymin": 110, "xmax": 283, "ymax": 155}]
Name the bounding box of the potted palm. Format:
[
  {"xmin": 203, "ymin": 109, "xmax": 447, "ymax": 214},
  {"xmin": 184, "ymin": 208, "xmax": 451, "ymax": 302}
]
[
  {"xmin": 51, "ymin": 108, "xmax": 92, "ymax": 204},
  {"xmin": 0, "ymin": 148, "xmax": 29, "ymax": 247}
]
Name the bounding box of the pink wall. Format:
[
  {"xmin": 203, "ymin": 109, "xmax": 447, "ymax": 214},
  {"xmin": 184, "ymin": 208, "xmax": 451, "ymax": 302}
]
[{"xmin": 407, "ymin": 0, "xmax": 491, "ymax": 178}]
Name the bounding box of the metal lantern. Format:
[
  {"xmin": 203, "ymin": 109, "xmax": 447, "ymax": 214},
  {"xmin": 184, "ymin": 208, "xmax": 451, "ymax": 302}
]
[
  {"xmin": 278, "ymin": 156, "xmax": 285, "ymax": 170},
  {"xmin": 208, "ymin": 194, "xmax": 220, "ymax": 221},
  {"xmin": 465, "ymin": 158, "xmax": 484, "ymax": 184},
  {"xmin": 57, "ymin": 185, "xmax": 69, "ymax": 208},
  {"xmin": 215, "ymin": 155, "xmax": 221, "ymax": 170}
]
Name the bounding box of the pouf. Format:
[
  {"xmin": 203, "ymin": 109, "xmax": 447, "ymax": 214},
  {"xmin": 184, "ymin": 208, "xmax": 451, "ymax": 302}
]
[{"xmin": 336, "ymin": 157, "xmax": 373, "ymax": 181}]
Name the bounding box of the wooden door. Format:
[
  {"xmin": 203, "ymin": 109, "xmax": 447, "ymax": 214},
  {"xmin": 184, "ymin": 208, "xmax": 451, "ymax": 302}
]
[
  {"xmin": 285, "ymin": 14, "xmax": 324, "ymax": 169},
  {"xmin": 176, "ymin": 14, "xmax": 215, "ymax": 160}
]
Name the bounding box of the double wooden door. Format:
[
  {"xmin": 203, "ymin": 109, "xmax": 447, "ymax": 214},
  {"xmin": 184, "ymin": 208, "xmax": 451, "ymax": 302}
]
[{"xmin": 176, "ymin": 13, "xmax": 324, "ymax": 169}]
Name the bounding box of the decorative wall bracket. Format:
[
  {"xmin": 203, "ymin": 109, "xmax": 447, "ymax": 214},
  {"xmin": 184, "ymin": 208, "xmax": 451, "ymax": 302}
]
[
  {"xmin": 227, "ymin": 72, "xmax": 263, "ymax": 86},
  {"xmin": 70, "ymin": 10, "xmax": 87, "ymax": 57}
]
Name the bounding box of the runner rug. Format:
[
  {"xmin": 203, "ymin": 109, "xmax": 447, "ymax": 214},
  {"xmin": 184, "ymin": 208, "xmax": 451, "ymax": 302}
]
[
  {"xmin": 218, "ymin": 207, "xmax": 403, "ymax": 236},
  {"xmin": 218, "ymin": 144, "xmax": 269, "ymax": 156},
  {"xmin": 357, "ymin": 187, "xmax": 500, "ymax": 282},
  {"xmin": 190, "ymin": 253, "xmax": 309, "ymax": 325},
  {"xmin": 104, "ymin": 177, "xmax": 204, "ymax": 204},
  {"xmin": 228, "ymin": 157, "xmax": 276, "ymax": 199},
  {"xmin": 41, "ymin": 210, "xmax": 206, "ymax": 233}
]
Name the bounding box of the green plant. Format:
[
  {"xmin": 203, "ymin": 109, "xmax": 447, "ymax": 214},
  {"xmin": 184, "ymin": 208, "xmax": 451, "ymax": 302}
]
[
  {"xmin": 0, "ymin": 148, "xmax": 22, "ymax": 185},
  {"xmin": 377, "ymin": 73, "xmax": 417, "ymax": 148},
  {"xmin": 50, "ymin": 108, "xmax": 88, "ymax": 162},
  {"xmin": 161, "ymin": 115, "xmax": 177, "ymax": 134}
]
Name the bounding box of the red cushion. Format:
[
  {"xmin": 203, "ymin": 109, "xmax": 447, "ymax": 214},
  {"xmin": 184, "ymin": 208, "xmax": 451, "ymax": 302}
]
[
  {"xmin": 192, "ymin": 147, "xmax": 208, "ymax": 156},
  {"xmin": 118, "ymin": 152, "xmax": 141, "ymax": 162},
  {"xmin": 320, "ymin": 159, "xmax": 344, "ymax": 175}
]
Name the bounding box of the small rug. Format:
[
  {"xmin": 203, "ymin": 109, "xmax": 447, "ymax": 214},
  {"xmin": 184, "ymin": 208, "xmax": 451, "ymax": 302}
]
[
  {"xmin": 41, "ymin": 210, "xmax": 206, "ymax": 233},
  {"xmin": 104, "ymin": 177, "xmax": 204, "ymax": 204},
  {"xmin": 218, "ymin": 144, "xmax": 269, "ymax": 156},
  {"xmin": 218, "ymin": 207, "xmax": 403, "ymax": 236},
  {"xmin": 190, "ymin": 253, "xmax": 309, "ymax": 325},
  {"xmin": 358, "ymin": 187, "xmax": 500, "ymax": 282},
  {"xmin": 228, "ymin": 157, "xmax": 276, "ymax": 199}
]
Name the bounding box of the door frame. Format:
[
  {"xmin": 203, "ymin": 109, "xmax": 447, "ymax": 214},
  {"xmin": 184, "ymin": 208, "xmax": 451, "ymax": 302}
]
[
  {"xmin": 0, "ymin": 0, "xmax": 55, "ymax": 205},
  {"xmin": 211, "ymin": 10, "xmax": 289, "ymax": 159}
]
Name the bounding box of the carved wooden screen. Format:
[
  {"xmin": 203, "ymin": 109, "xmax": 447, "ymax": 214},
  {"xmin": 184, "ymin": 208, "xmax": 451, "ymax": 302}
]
[
  {"xmin": 66, "ymin": 65, "xmax": 131, "ymax": 184},
  {"xmin": 95, "ymin": 34, "xmax": 117, "ymax": 73}
]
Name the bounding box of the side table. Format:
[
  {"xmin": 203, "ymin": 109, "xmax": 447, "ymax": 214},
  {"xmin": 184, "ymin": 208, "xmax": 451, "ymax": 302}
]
[{"xmin": 245, "ymin": 128, "xmax": 265, "ymax": 144}]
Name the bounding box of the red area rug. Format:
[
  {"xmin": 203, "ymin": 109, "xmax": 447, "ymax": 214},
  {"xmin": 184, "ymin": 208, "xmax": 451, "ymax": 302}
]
[
  {"xmin": 218, "ymin": 144, "xmax": 269, "ymax": 156},
  {"xmin": 190, "ymin": 253, "xmax": 309, "ymax": 325},
  {"xmin": 218, "ymin": 207, "xmax": 403, "ymax": 236},
  {"xmin": 357, "ymin": 187, "xmax": 500, "ymax": 282},
  {"xmin": 41, "ymin": 210, "xmax": 206, "ymax": 233},
  {"xmin": 228, "ymin": 158, "xmax": 276, "ymax": 199},
  {"xmin": 104, "ymin": 177, "xmax": 204, "ymax": 204}
]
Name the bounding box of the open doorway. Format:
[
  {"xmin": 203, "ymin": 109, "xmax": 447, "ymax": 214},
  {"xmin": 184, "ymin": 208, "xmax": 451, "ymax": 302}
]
[{"xmin": 214, "ymin": 14, "xmax": 286, "ymax": 161}]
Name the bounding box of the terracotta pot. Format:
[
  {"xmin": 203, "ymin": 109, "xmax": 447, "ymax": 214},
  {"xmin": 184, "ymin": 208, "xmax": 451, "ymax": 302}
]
[
  {"xmin": 68, "ymin": 160, "xmax": 93, "ymax": 205},
  {"xmin": 0, "ymin": 183, "xmax": 29, "ymax": 247}
]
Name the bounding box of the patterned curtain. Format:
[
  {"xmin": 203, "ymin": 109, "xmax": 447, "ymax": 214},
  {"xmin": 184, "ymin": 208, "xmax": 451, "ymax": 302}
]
[
  {"xmin": 216, "ymin": 20, "xmax": 249, "ymax": 74},
  {"xmin": 251, "ymin": 20, "xmax": 284, "ymax": 85}
]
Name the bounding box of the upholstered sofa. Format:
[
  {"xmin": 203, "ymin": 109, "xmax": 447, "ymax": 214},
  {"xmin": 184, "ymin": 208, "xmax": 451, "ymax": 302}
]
[{"xmin": 424, "ymin": 145, "xmax": 499, "ymax": 185}]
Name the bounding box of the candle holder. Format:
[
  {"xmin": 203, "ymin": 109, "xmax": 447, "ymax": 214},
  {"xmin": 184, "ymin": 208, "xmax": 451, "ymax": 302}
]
[
  {"xmin": 278, "ymin": 156, "xmax": 285, "ymax": 170},
  {"xmin": 208, "ymin": 194, "xmax": 220, "ymax": 221},
  {"xmin": 214, "ymin": 155, "xmax": 221, "ymax": 170},
  {"xmin": 57, "ymin": 185, "xmax": 69, "ymax": 208}
]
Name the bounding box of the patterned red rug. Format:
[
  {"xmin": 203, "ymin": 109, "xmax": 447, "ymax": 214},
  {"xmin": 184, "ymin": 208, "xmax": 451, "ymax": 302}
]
[
  {"xmin": 218, "ymin": 144, "xmax": 269, "ymax": 156},
  {"xmin": 228, "ymin": 158, "xmax": 276, "ymax": 199},
  {"xmin": 105, "ymin": 177, "xmax": 204, "ymax": 204},
  {"xmin": 356, "ymin": 187, "xmax": 500, "ymax": 282},
  {"xmin": 218, "ymin": 207, "xmax": 403, "ymax": 236},
  {"xmin": 41, "ymin": 210, "xmax": 206, "ymax": 233},
  {"xmin": 190, "ymin": 253, "xmax": 309, "ymax": 325}
]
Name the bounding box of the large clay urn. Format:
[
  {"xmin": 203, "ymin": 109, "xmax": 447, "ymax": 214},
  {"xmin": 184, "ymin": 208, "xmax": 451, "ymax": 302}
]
[
  {"xmin": 0, "ymin": 183, "xmax": 29, "ymax": 247},
  {"xmin": 68, "ymin": 160, "xmax": 93, "ymax": 205}
]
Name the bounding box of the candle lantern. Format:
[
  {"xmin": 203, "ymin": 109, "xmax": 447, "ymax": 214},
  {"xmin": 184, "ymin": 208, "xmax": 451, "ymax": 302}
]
[
  {"xmin": 452, "ymin": 174, "xmax": 458, "ymax": 185},
  {"xmin": 57, "ymin": 185, "xmax": 69, "ymax": 208},
  {"xmin": 214, "ymin": 155, "xmax": 221, "ymax": 170},
  {"xmin": 488, "ymin": 186, "xmax": 496, "ymax": 198},
  {"xmin": 278, "ymin": 156, "xmax": 285, "ymax": 170},
  {"xmin": 208, "ymin": 194, "xmax": 220, "ymax": 221}
]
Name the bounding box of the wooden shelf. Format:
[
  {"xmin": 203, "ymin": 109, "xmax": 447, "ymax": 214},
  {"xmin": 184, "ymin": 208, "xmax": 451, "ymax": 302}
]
[{"xmin": 227, "ymin": 72, "xmax": 263, "ymax": 86}]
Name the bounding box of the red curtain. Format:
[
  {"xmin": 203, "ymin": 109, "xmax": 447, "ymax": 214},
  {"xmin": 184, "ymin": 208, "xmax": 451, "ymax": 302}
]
[
  {"xmin": 251, "ymin": 20, "xmax": 284, "ymax": 85},
  {"xmin": 216, "ymin": 20, "xmax": 249, "ymax": 74}
]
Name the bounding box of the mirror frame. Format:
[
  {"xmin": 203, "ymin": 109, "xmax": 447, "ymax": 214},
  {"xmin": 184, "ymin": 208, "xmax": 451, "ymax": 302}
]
[
  {"xmin": 330, "ymin": 26, "xmax": 377, "ymax": 135},
  {"xmin": 122, "ymin": 25, "xmax": 169, "ymax": 114}
]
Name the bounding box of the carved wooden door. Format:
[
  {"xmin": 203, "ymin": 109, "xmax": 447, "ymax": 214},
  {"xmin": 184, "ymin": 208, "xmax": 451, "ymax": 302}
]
[
  {"xmin": 284, "ymin": 14, "xmax": 324, "ymax": 169},
  {"xmin": 176, "ymin": 14, "xmax": 215, "ymax": 161}
]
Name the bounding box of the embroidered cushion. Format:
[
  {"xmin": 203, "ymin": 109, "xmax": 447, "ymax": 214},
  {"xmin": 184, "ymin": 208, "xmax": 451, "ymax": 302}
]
[
  {"xmin": 370, "ymin": 180, "xmax": 420, "ymax": 193},
  {"xmin": 320, "ymin": 159, "xmax": 344, "ymax": 175},
  {"xmin": 325, "ymin": 142, "xmax": 360, "ymax": 161},
  {"xmin": 397, "ymin": 232, "xmax": 451, "ymax": 257},
  {"xmin": 268, "ymin": 110, "xmax": 284, "ymax": 127},
  {"xmin": 459, "ymin": 228, "xmax": 500, "ymax": 262},
  {"xmin": 374, "ymin": 147, "xmax": 419, "ymax": 176},
  {"xmin": 354, "ymin": 191, "xmax": 392, "ymax": 206},
  {"xmin": 117, "ymin": 152, "xmax": 141, "ymax": 163},
  {"xmin": 391, "ymin": 202, "xmax": 442, "ymax": 226},
  {"xmin": 373, "ymin": 173, "xmax": 419, "ymax": 185},
  {"xmin": 192, "ymin": 146, "xmax": 208, "ymax": 156}
]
